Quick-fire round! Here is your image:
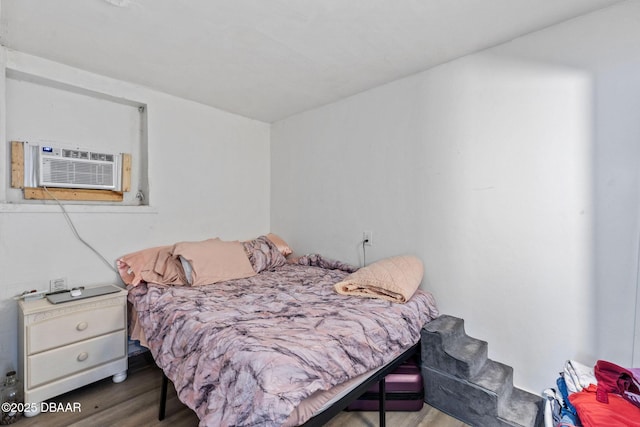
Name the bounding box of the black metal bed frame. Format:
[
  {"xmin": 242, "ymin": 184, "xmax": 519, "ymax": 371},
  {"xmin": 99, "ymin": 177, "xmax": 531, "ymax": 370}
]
[{"xmin": 158, "ymin": 341, "xmax": 420, "ymax": 427}]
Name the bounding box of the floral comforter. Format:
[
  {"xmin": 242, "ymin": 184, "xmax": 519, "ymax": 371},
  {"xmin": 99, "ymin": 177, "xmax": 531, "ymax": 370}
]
[{"xmin": 127, "ymin": 255, "xmax": 439, "ymax": 427}]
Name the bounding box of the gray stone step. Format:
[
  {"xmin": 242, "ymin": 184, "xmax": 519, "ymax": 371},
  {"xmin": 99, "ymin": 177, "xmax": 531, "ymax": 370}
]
[
  {"xmin": 499, "ymin": 388, "xmax": 543, "ymax": 427},
  {"xmin": 423, "ymin": 363, "xmax": 541, "ymax": 427},
  {"xmin": 472, "ymin": 359, "xmax": 514, "ymax": 415},
  {"xmin": 421, "ymin": 316, "xmax": 542, "ymax": 427},
  {"xmin": 422, "ymin": 315, "xmax": 488, "ymax": 379}
]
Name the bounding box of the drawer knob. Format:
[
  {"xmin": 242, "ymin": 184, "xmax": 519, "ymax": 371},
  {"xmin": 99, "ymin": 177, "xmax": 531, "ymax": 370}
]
[
  {"xmin": 76, "ymin": 322, "xmax": 88, "ymax": 331},
  {"xmin": 77, "ymin": 352, "xmax": 89, "ymax": 362}
]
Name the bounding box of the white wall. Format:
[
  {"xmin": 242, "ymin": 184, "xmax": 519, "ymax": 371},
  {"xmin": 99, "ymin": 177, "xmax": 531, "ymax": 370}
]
[
  {"xmin": 0, "ymin": 51, "xmax": 271, "ymax": 374},
  {"xmin": 271, "ymin": 1, "xmax": 640, "ymax": 394}
]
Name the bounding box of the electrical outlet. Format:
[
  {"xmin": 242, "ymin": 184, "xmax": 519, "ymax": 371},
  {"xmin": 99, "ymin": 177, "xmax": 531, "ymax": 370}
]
[
  {"xmin": 50, "ymin": 277, "xmax": 68, "ymax": 293},
  {"xmin": 363, "ymin": 231, "xmax": 373, "ymax": 246}
]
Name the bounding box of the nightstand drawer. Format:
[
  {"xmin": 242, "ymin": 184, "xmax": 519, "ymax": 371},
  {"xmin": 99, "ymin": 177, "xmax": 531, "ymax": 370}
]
[
  {"xmin": 28, "ymin": 330, "xmax": 125, "ymax": 388},
  {"xmin": 27, "ymin": 304, "xmax": 124, "ymax": 354}
]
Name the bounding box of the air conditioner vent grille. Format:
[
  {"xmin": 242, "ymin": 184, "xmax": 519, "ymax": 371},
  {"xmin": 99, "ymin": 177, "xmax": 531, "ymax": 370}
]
[
  {"xmin": 62, "ymin": 149, "xmax": 89, "ymax": 160},
  {"xmin": 42, "ymin": 159, "xmax": 115, "ymax": 188},
  {"xmin": 60, "ymin": 149, "xmax": 114, "ymax": 162},
  {"xmin": 91, "ymin": 152, "xmax": 114, "ymax": 162}
]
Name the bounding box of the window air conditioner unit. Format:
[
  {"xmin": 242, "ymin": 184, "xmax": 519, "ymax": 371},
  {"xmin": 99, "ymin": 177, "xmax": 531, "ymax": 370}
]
[{"xmin": 37, "ymin": 145, "xmax": 121, "ymax": 190}]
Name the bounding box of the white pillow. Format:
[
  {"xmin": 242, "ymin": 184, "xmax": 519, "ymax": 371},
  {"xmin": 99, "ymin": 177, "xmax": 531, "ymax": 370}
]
[{"xmin": 179, "ymin": 255, "xmax": 194, "ymax": 285}]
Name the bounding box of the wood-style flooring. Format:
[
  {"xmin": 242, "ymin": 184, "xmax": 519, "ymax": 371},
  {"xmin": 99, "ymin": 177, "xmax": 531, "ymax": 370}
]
[{"xmin": 17, "ymin": 354, "xmax": 469, "ymax": 427}]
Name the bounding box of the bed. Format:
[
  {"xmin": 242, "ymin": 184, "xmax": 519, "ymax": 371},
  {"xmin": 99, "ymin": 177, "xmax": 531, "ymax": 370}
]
[{"xmin": 120, "ymin": 235, "xmax": 439, "ymax": 427}]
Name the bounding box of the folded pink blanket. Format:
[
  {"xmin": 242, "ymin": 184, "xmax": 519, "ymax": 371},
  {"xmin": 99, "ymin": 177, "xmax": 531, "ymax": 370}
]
[{"xmin": 334, "ymin": 255, "xmax": 423, "ymax": 303}]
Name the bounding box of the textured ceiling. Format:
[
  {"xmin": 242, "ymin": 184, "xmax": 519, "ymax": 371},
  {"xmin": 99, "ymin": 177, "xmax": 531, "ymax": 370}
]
[{"xmin": 0, "ymin": 0, "xmax": 623, "ymax": 122}]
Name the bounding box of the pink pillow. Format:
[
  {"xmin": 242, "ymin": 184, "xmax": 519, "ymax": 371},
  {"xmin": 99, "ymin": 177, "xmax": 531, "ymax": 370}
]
[
  {"xmin": 266, "ymin": 233, "xmax": 293, "ymax": 257},
  {"xmin": 172, "ymin": 238, "xmax": 256, "ymax": 286},
  {"xmin": 117, "ymin": 245, "xmax": 187, "ymax": 286}
]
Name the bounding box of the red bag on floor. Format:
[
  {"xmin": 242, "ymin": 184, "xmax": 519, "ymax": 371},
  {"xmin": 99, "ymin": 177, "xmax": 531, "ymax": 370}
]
[
  {"xmin": 594, "ymin": 360, "xmax": 640, "ymax": 409},
  {"xmin": 570, "ymin": 385, "xmax": 640, "ymax": 427}
]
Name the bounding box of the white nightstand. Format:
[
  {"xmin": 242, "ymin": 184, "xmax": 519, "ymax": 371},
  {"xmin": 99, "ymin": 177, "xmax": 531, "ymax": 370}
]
[{"xmin": 18, "ymin": 285, "xmax": 128, "ymax": 416}]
